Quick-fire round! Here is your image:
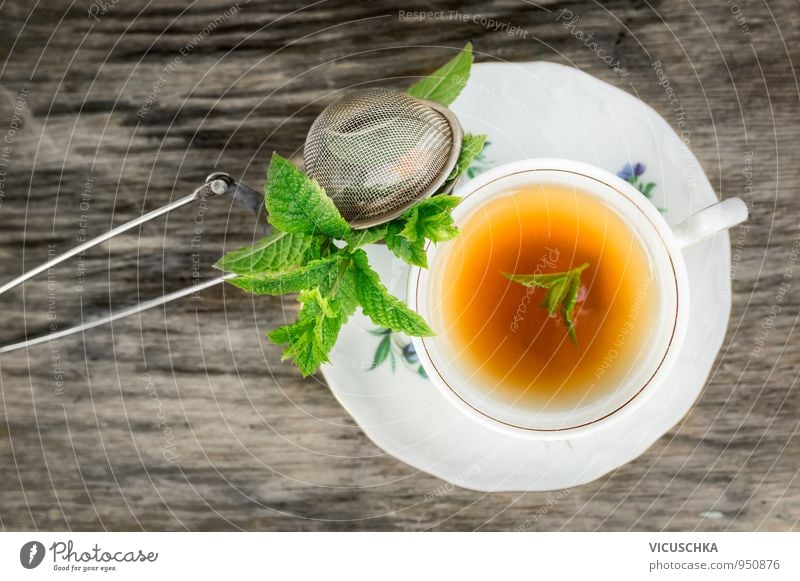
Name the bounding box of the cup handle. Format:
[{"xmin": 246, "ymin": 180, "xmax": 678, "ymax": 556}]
[{"xmin": 670, "ymin": 197, "xmax": 749, "ymax": 249}]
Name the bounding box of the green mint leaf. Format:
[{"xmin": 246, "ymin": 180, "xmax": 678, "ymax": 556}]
[
  {"xmin": 542, "ymin": 278, "xmax": 570, "ymax": 315},
  {"xmin": 304, "ymin": 235, "xmax": 329, "ymax": 261},
  {"xmin": 382, "ymin": 195, "xmax": 461, "ymax": 268},
  {"xmin": 265, "ymin": 153, "xmax": 350, "ymax": 238},
  {"xmin": 505, "ymin": 271, "xmax": 569, "ymax": 289},
  {"xmin": 326, "ymin": 259, "xmax": 360, "ymax": 317},
  {"xmin": 268, "ymin": 318, "xmax": 326, "ymax": 377},
  {"xmin": 342, "ymin": 224, "xmax": 388, "ymax": 249},
  {"xmin": 214, "ymin": 231, "xmax": 314, "ymax": 275},
  {"xmin": 447, "ymin": 134, "xmax": 488, "ymax": 182},
  {"xmin": 398, "ymin": 207, "xmax": 420, "ymax": 241},
  {"xmin": 266, "ymin": 255, "xmax": 361, "ymax": 376},
  {"xmin": 266, "ymin": 259, "xmax": 358, "ymax": 377},
  {"xmin": 301, "ymin": 287, "xmax": 335, "ymax": 318},
  {"xmin": 385, "ymin": 222, "xmax": 428, "ymax": 267},
  {"xmin": 351, "ymin": 250, "xmax": 433, "ymax": 336},
  {"xmin": 406, "ymin": 42, "xmax": 473, "ymax": 106},
  {"xmin": 562, "ymin": 273, "xmax": 584, "ymax": 345},
  {"xmin": 503, "ymin": 263, "xmax": 589, "ymax": 345},
  {"xmin": 267, "ymin": 289, "xmax": 344, "ymax": 376},
  {"xmin": 227, "ymin": 255, "xmax": 340, "ymax": 295},
  {"xmin": 408, "ymin": 195, "xmax": 461, "ymax": 242}
]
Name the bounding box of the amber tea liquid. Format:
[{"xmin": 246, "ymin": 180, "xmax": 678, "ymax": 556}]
[{"xmin": 434, "ymin": 183, "xmax": 659, "ymax": 410}]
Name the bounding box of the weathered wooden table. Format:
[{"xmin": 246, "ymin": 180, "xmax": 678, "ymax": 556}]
[{"xmin": 0, "ymin": 0, "xmax": 797, "ymax": 531}]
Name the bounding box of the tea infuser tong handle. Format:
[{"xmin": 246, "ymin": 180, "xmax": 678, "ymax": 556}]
[{"xmin": 0, "ymin": 172, "xmax": 264, "ymax": 354}]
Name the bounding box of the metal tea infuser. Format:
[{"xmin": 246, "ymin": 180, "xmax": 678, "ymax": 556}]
[{"xmin": 0, "ymin": 88, "xmax": 463, "ymax": 353}]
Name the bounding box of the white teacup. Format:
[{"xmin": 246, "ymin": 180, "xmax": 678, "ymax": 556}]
[{"xmin": 407, "ymin": 159, "xmax": 747, "ymax": 439}]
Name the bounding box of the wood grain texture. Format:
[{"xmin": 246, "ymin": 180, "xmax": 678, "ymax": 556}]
[{"xmin": 0, "ymin": 0, "xmax": 797, "ymax": 531}]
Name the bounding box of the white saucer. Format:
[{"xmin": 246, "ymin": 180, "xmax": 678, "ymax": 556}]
[{"xmin": 320, "ymin": 62, "xmax": 732, "ymax": 491}]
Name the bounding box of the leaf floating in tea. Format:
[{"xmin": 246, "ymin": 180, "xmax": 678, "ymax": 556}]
[{"xmin": 503, "ymin": 263, "xmax": 590, "ymax": 345}]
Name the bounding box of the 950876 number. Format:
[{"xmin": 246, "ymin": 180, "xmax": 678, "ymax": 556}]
[{"xmin": 736, "ymin": 559, "xmax": 780, "ymax": 570}]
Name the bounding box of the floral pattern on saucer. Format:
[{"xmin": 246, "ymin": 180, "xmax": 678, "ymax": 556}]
[
  {"xmin": 368, "ymin": 328, "xmax": 428, "ymax": 378},
  {"xmin": 618, "ymin": 162, "xmax": 664, "ymax": 212}
]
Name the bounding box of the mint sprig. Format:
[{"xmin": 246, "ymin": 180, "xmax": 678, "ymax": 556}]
[
  {"xmin": 504, "ymin": 263, "xmax": 590, "ymax": 345},
  {"xmin": 216, "ymin": 43, "xmax": 487, "ymax": 376}
]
